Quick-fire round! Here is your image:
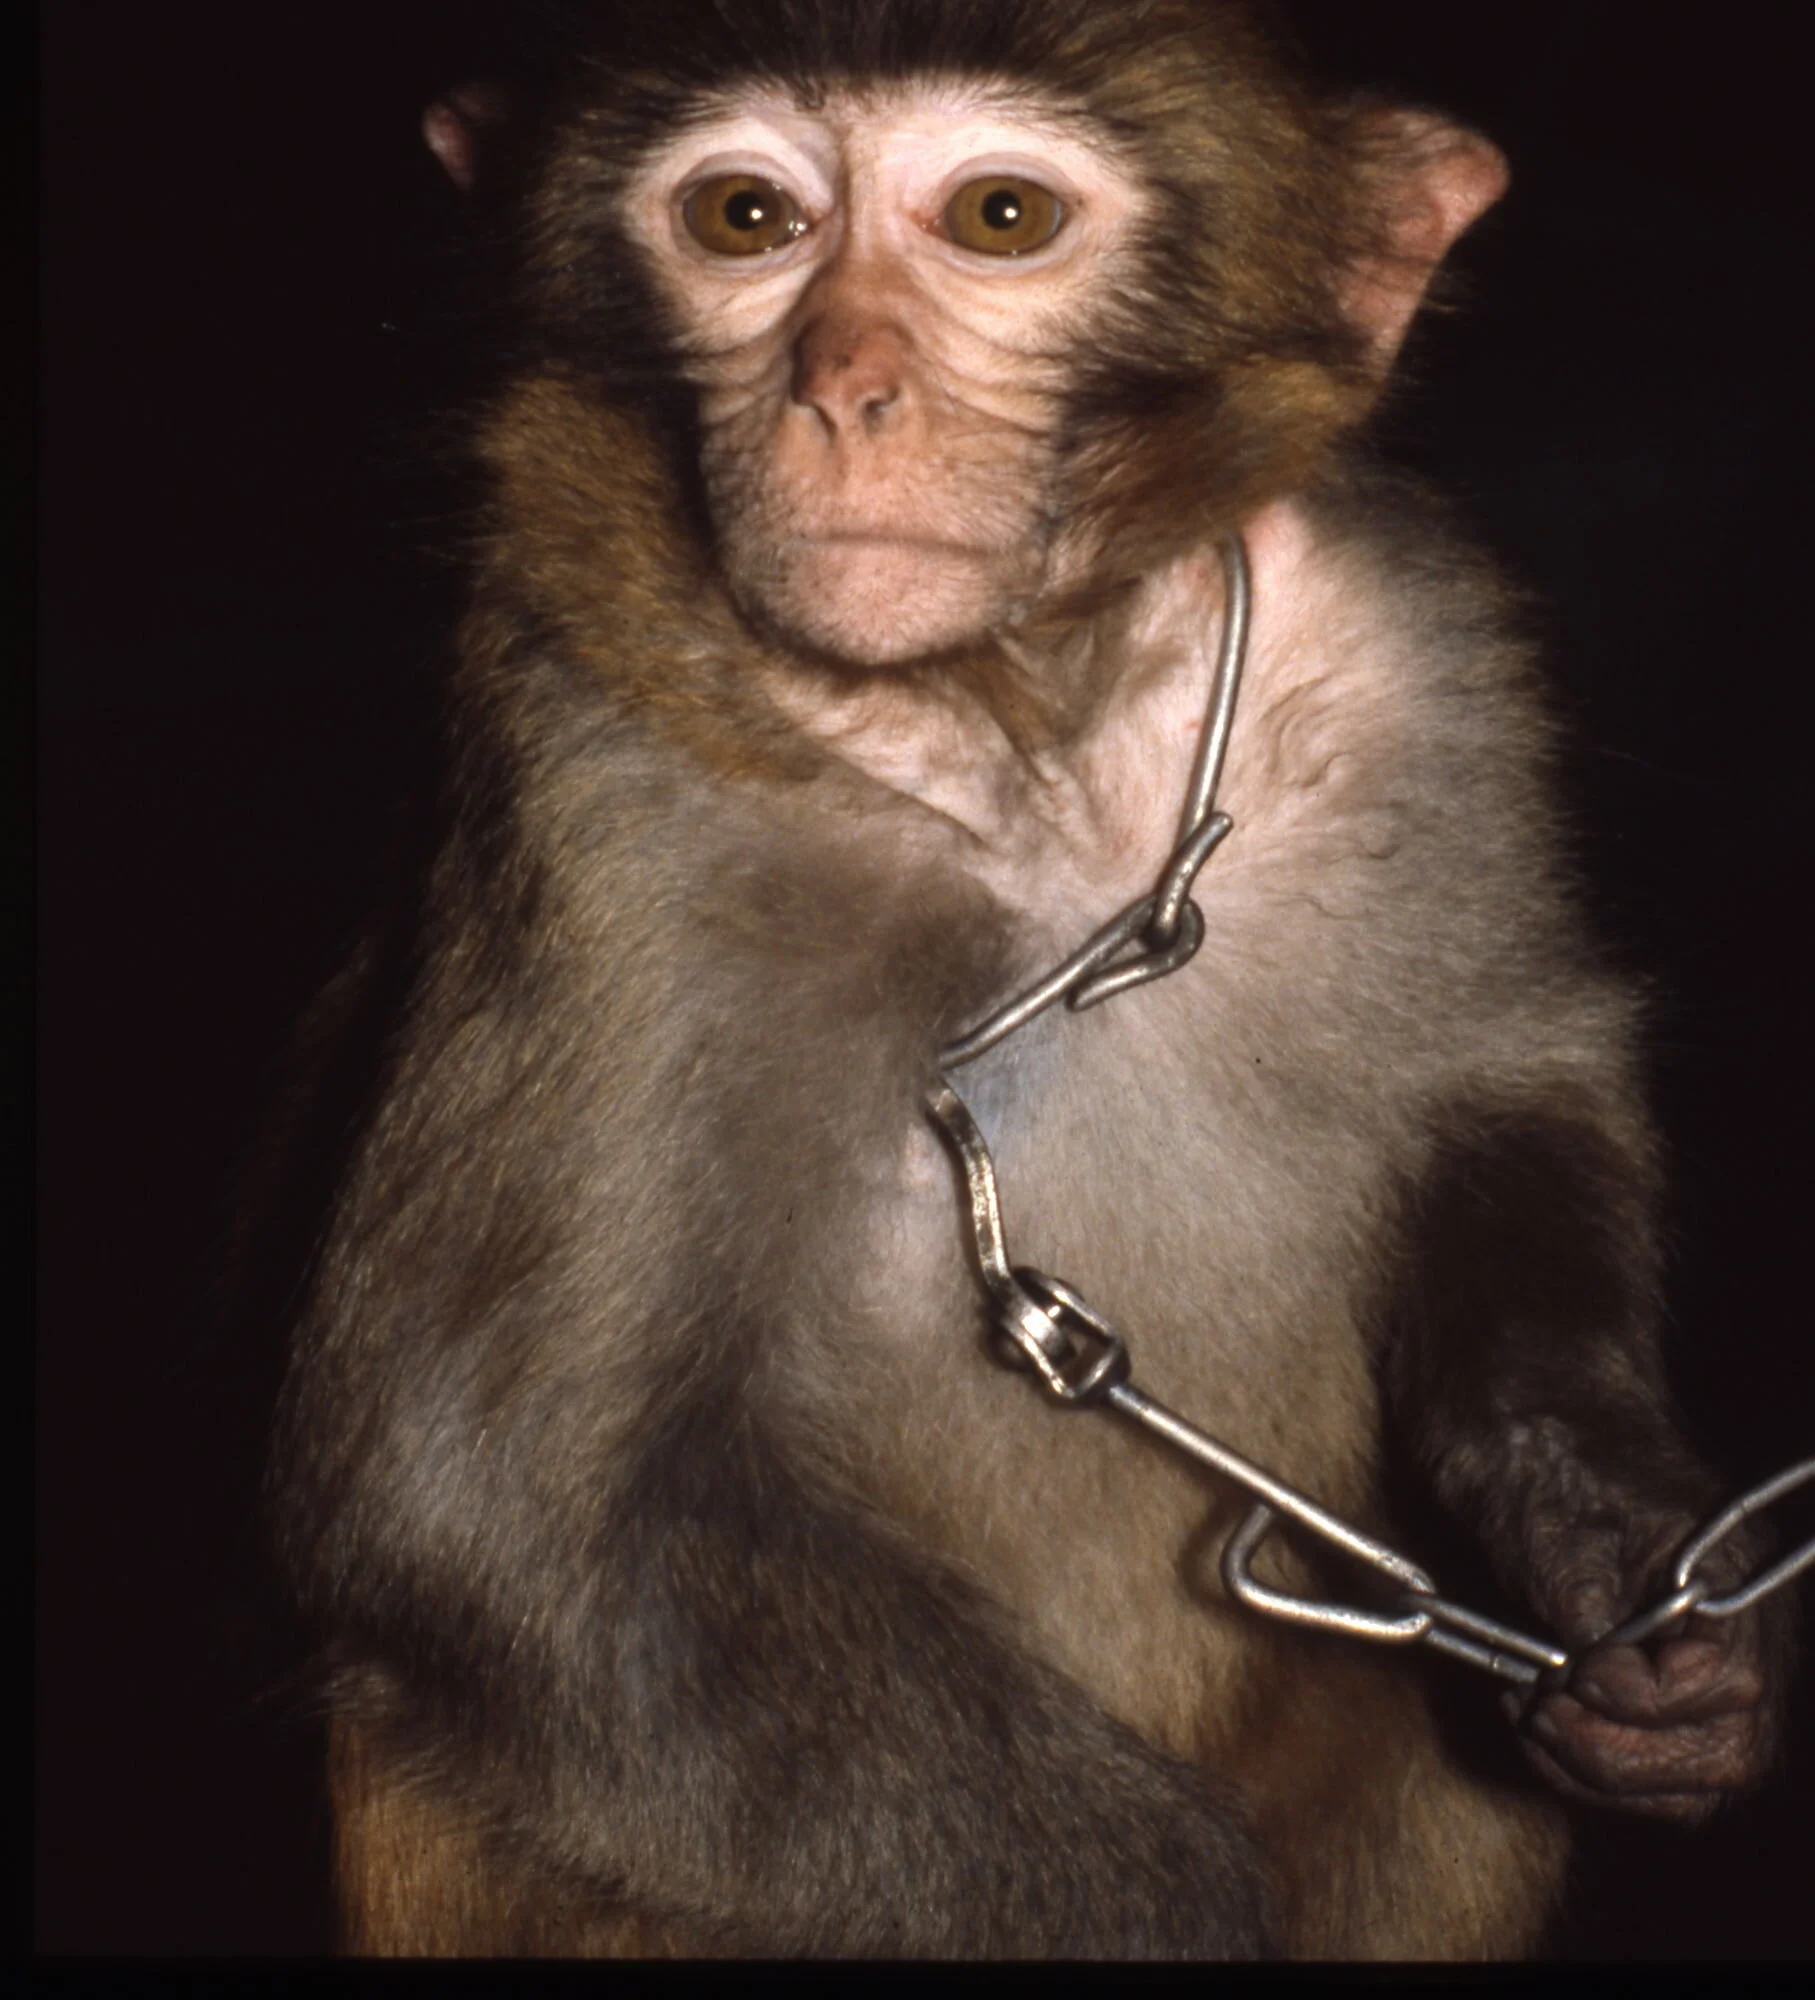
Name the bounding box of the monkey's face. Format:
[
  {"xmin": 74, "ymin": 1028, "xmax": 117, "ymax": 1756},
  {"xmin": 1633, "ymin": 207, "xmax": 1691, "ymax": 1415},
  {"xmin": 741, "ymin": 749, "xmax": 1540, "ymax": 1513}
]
[{"xmin": 623, "ymin": 85, "xmax": 1144, "ymax": 667}]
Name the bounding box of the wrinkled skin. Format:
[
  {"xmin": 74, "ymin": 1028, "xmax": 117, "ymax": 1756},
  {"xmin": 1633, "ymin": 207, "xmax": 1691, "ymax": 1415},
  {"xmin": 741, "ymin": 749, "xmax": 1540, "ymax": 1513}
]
[
  {"xmin": 623, "ymin": 83, "xmax": 1147, "ymax": 664},
  {"xmin": 1516, "ymin": 1522, "xmax": 1778, "ymax": 1824}
]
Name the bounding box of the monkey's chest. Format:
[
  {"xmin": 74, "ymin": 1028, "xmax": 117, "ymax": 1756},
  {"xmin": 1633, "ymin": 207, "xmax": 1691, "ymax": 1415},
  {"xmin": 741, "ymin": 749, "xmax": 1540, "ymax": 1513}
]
[{"xmin": 834, "ymin": 943, "xmax": 1390, "ymax": 1715}]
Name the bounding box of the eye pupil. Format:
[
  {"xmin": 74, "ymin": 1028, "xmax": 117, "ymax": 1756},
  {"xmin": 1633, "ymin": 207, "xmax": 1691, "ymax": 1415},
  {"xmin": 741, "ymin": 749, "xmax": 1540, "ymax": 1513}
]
[
  {"xmin": 725, "ymin": 191, "xmax": 768, "ymax": 231},
  {"xmin": 980, "ymin": 189, "xmax": 1023, "ymax": 231}
]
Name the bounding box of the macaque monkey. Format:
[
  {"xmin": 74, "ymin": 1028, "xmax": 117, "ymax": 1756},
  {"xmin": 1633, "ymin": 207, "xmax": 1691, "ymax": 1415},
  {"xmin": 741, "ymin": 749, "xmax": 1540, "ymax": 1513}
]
[{"xmin": 272, "ymin": 0, "xmax": 1785, "ymax": 1958}]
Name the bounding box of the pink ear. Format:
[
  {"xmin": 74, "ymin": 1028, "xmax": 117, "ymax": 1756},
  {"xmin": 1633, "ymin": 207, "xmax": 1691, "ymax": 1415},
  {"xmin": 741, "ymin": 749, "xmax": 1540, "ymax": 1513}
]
[
  {"xmin": 422, "ymin": 83, "xmax": 512, "ymax": 195},
  {"xmin": 1344, "ymin": 112, "xmax": 1509, "ymax": 371}
]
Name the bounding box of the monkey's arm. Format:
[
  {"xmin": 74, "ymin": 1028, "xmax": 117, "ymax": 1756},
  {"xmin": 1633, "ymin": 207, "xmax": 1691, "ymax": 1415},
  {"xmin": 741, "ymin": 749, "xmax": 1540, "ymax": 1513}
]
[{"xmin": 1384, "ymin": 1100, "xmax": 1784, "ymax": 1822}]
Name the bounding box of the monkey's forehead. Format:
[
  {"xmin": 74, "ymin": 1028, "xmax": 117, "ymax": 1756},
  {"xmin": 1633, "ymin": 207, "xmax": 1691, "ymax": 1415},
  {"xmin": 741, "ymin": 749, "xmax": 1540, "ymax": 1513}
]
[
  {"xmin": 615, "ymin": 80, "xmax": 1135, "ymax": 192},
  {"xmin": 672, "ymin": 75, "xmax": 1106, "ymax": 134},
  {"xmin": 591, "ymin": 76, "xmax": 1126, "ymax": 162}
]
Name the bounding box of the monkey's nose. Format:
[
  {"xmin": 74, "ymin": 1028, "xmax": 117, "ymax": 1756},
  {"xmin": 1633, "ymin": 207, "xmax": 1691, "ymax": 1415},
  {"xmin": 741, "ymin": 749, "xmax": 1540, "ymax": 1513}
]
[{"xmin": 791, "ymin": 320, "xmax": 910, "ymax": 437}]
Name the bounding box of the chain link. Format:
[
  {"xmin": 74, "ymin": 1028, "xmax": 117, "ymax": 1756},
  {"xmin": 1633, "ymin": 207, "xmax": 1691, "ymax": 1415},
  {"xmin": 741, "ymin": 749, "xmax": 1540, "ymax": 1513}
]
[{"xmin": 929, "ymin": 532, "xmax": 1815, "ymax": 1691}]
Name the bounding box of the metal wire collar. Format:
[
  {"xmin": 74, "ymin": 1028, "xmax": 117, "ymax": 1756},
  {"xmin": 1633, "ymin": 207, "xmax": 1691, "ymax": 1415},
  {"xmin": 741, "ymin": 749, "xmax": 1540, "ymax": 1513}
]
[{"xmin": 925, "ymin": 534, "xmax": 1815, "ymax": 1689}]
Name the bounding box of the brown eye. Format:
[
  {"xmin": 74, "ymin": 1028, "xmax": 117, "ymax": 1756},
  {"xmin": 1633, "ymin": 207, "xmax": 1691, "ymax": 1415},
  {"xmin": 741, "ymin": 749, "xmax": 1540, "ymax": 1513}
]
[
  {"xmin": 681, "ymin": 175, "xmax": 806, "ymax": 256},
  {"xmin": 941, "ymin": 177, "xmax": 1064, "ymax": 256}
]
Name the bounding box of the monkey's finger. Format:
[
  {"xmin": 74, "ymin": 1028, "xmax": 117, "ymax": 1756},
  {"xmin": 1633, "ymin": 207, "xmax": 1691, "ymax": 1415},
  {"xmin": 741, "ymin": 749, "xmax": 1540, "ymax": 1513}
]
[
  {"xmin": 1515, "ymin": 1733, "xmax": 1720, "ymax": 1826},
  {"xmin": 1523, "ymin": 1693, "xmax": 1764, "ymax": 1799},
  {"xmin": 1567, "ymin": 1630, "xmax": 1764, "ymax": 1726}
]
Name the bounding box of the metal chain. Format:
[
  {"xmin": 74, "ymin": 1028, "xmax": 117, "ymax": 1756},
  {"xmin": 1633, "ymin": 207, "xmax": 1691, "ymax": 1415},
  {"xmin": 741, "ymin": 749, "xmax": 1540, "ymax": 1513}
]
[{"xmin": 928, "ymin": 533, "xmax": 1815, "ymax": 1690}]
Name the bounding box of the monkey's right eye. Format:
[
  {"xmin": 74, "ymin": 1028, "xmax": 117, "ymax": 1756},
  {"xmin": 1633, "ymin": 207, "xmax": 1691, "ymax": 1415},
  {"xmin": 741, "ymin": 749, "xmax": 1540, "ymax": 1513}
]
[{"xmin": 681, "ymin": 175, "xmax": 807, "ymax": 256}]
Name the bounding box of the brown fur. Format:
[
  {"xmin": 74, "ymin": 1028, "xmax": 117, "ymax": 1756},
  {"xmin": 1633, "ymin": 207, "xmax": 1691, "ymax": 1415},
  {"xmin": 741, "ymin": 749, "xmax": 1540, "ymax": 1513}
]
[
  {"xmin": 330, "ymin": 1716, "xmax": 706, "ymax": 1956},
  {"xmin": 270, "ymin": 0, "xmax": 1782, "ymax": 1960}
]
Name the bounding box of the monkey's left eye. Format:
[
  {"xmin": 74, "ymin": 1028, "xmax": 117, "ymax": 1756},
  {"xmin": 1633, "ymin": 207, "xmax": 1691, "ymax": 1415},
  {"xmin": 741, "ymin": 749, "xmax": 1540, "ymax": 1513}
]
[
  {"xmin": 941, "ymin": 177, "xmax": 1065, "ymax": 256},
  {"xmin": 681, "ymin": 175, "xmax": 807, "ymax": 256}
]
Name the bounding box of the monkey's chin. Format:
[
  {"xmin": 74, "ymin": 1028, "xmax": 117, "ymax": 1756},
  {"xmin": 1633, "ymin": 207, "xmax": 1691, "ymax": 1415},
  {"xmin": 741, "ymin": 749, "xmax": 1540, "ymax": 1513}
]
[{"xmin": 758, "ymin": 538, "xmax": 1028, "ymax": 668}]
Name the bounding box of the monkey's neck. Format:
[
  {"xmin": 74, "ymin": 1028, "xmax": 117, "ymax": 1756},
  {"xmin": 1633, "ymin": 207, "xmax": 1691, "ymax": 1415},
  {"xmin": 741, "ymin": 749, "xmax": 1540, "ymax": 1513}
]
[{"xmin": 750, "ymin": 533, "xmax": 1249, "ymax": 900}]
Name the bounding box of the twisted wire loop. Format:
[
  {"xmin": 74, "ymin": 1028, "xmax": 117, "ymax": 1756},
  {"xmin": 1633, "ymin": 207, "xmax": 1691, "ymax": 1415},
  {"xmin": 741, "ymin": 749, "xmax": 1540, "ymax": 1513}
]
[
  {"xmin": 937, "ymin": 537, "xmax": 1249, "ymax": 1071},
  {"xmin": 926, "ymin": 1083, "xmax": 1131, "ymax": 1406},
  {"xmin": 926, "ymin": 532, "xmax": 1815, "ymax": 1689}
]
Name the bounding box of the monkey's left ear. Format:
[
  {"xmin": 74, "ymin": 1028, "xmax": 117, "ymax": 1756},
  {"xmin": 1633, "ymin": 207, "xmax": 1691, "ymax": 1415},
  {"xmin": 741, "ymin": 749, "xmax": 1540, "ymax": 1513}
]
[
  {"xmin": 1343, "ymin": 111, "xmax": 1509, "ymax": 372},
  {"xmin": 423, "ymin": 82, "xmax": 514, "ymax": 195}
]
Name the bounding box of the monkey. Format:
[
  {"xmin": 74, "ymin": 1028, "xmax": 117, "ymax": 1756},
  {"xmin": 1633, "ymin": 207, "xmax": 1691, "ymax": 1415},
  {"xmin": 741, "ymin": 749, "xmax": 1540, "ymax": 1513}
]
[{"xmin": 269, "ymin": 0, "xmax": 1789, "ymax": 1960}]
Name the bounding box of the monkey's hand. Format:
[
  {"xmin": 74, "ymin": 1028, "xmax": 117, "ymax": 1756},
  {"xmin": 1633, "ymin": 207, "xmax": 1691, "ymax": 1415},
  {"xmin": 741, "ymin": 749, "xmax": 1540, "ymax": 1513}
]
[{"xmin": 1508, "ymin": 1515, "xmax": 1782, "ymax": 1825}]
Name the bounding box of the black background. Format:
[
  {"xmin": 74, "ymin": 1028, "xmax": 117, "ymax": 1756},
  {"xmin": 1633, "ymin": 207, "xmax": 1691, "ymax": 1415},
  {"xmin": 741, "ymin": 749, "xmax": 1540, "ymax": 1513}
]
[{"xmin": 37, "ymin": 1, "xmax": 1815, "ymax": 1958}]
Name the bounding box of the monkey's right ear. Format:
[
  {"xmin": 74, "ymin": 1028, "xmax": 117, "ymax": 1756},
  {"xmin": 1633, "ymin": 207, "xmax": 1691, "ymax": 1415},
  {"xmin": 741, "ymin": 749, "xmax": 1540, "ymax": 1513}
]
[
  {"xmin": 1342, "ymin": 111, "xmax": 1509, "ymax": 375},
  {"xmin": 422, "ymin": 83, "xmax": 513, "ymax": 195}
]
